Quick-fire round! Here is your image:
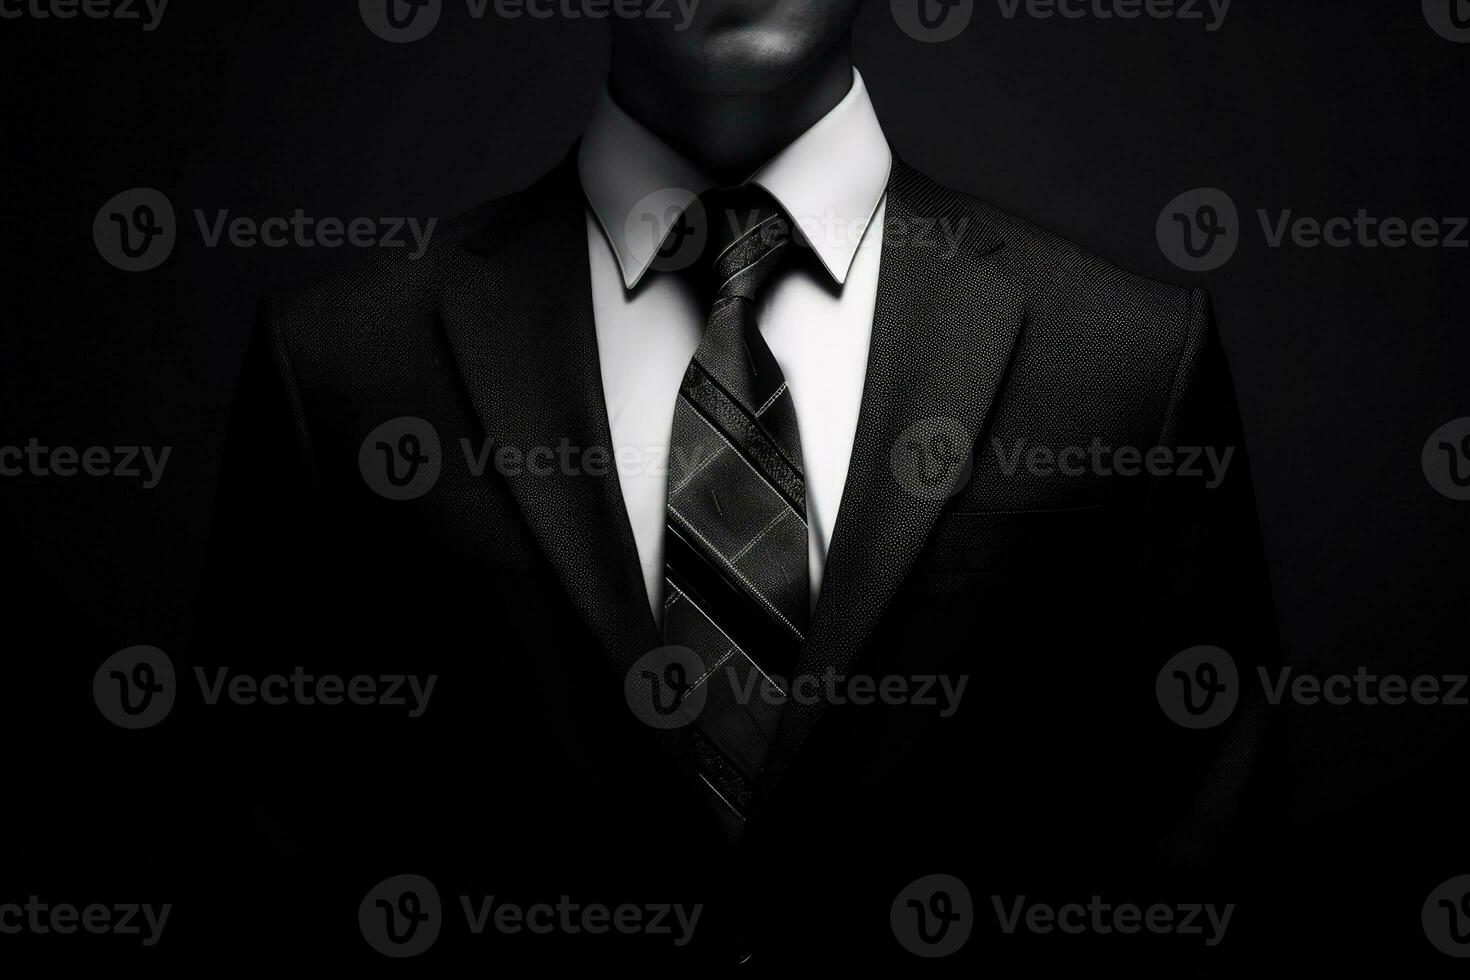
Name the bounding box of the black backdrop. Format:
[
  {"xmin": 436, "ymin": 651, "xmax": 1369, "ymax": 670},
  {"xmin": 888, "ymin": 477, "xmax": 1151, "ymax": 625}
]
[{"xmin": 3, "ymin": 0, "xmax": 1467, "ymax": 967}]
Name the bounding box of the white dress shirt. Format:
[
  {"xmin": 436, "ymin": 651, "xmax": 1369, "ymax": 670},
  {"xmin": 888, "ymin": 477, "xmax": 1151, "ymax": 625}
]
[{"xmin": 578, "ymin": 70, "xmax": 892, "ymax": 621}]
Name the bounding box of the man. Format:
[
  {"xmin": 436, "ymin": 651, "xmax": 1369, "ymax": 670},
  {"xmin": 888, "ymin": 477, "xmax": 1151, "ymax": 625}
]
[{"xmin": 197, "ymin": 0, "xmax": 1279, "ymax": 972}]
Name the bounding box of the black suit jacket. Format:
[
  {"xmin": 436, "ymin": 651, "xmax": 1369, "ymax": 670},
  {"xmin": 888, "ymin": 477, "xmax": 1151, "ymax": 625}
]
[{"xmin": 191, "ymin": 153, "xmax": 1280, "ymax": 974}]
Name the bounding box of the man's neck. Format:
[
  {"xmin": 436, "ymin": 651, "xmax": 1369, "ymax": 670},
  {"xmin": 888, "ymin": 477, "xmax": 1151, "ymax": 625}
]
[{"xmin": 608, "ymin": 38, "xmax": 855, "ymax": 187}]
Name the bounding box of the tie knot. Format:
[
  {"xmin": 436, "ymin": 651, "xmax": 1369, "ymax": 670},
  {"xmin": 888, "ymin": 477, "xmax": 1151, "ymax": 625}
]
[{"xmin": 696, "ymin": 186, "xmax": 794, "ymax": 303}]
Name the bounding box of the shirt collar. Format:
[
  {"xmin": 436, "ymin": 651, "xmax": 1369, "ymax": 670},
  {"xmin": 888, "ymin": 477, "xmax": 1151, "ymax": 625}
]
[{"xmin": 579, "ymin": 69, "xmax": 892, "ymax": 289}]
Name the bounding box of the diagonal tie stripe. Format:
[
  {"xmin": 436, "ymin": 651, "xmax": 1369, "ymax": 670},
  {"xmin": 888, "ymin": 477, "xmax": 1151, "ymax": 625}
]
[
  {"xmin": 663, "ymin": 188, "xmax": 810, "ymax": 838},
  {"xmin": 678, "ymin": 361, "xmax": 805, "ymax": 516}
]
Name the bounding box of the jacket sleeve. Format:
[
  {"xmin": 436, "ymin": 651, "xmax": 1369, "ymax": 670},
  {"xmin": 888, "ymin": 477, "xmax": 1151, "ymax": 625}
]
[
  {"xmin": 189, "ymin": 293, "xmax": 325, "ymax": 866},
  {"xmin": 1133, "ymin": 289, "xmax": 1283, "ymax": 912}
]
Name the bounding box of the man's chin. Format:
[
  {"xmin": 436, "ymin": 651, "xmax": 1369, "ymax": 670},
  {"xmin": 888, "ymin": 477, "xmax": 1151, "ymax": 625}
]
[{"xmin": 667, "ymin": 34, "xmax": 813, "ymax": 97}]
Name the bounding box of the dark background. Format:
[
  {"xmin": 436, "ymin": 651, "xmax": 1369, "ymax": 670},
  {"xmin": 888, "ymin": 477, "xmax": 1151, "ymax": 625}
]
[{"xmin": 3, "ymin": 0, "xmax": 1466, "ymax": 967}]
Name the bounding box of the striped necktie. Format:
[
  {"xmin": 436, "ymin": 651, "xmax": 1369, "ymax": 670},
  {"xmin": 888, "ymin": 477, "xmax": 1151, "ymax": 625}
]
[{"xmin": 662, "ymin": 187, "xmax": 809, "ymax": 842}]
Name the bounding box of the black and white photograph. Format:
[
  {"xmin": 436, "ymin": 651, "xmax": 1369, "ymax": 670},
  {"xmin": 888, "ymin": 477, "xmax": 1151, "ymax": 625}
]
[{"xmin": 3, "ymin": 0, "xmax": 1467, "ymax": 972}]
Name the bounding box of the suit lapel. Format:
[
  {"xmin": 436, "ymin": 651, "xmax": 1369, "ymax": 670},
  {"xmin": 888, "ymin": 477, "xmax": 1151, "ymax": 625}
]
[
  {"xmin": 438, "ymin": 152, "xmax": 660, "ymax": 679},
  {"xmin": 437, "ymin": 153, "xmax": 1024, "ymax": 839},
  {"xmin": 763, "ymin": 160, "xmax": 1027, "ymax": 793}
]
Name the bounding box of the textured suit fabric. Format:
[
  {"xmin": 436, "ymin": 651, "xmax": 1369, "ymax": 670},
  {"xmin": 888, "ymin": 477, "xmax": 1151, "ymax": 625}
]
[{"xmin": 189, "ymin": 151, "xmax": 1281, "ymax": 974}]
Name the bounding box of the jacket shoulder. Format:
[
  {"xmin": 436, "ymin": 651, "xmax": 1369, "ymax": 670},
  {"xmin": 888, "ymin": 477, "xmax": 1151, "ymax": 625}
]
[
  {"xmin": 898, "ymin": 165, "xmax": 1215, "ymax": 436},
  {"xmin": 261, "ymin": 194, "xmax": 513, "ymax": 334},
  {"xmin": 897, "ymin": 163, "xmax": 1207, "ymax": 334}
]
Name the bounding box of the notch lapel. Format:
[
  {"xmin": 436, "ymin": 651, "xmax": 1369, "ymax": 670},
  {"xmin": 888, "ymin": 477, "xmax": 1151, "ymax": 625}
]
[
  {"xmin": 763, "ymin": 160, "xmax": 1027, "ymax": 794},
  {"xmin": 438, "ymin": 153, "xmax": 660, "ymax": 679}
]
